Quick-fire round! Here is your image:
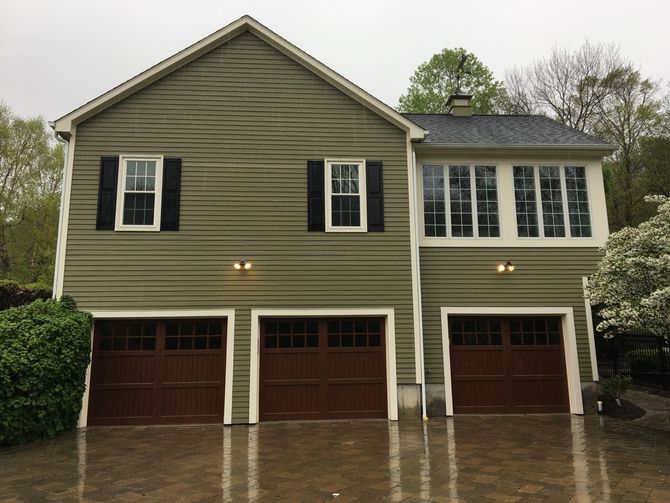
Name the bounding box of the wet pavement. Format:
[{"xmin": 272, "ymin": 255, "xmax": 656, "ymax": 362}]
[{"xmin": 2, "ymin": 415, "xmax": 670, "ymax": 502}]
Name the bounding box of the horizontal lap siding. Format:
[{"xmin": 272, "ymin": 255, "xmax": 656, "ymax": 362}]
[
  {"xmin": 420, "ymin": 248, "xmax": 601, "ymax": 383},
  {"xmin": 65, "ymin": 32, "xmax": 415, "ymax": 423}
]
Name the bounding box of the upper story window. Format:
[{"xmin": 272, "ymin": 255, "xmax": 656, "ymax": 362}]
[
  {"xmin": 115, "ymin": 156, "xmax": 163, "ymax": 231},
  {"xmin": 422, "ymin": 164, "xmax": 500, "ymax": 238},
  {"xmin": 325, "ymin": 160, "xmax": 367, "ymax": 232},
  {"xmin": 513, "ymin": 165, "xmax": 591, "ymax": 238}
]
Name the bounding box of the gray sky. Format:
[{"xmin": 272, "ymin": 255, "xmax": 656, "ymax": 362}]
[{"xmin": 2, "ymin": 0, "xmax": 669, "ymax": 121}]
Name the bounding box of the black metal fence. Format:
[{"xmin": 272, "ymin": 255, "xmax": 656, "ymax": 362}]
[{"xmin": 596, "ymin": 332, "xmax": 670, "ymax": 390}]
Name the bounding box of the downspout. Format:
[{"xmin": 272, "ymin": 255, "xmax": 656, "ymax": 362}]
[
  {"xmin": 51, "ymin": 126, "xmax": 69, "ymax": 298},
  {"xmin": 406, "ymin": 134, "xmax": 428, "ymax": 421},
  {"xmin": 412, "ymin": 148, "xmax": 428, "ymax": 421}
]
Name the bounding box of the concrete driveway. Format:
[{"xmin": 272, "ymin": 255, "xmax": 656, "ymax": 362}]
[{"xmin": 2, "ymin": 415, "xmax": 669, "ymax": 502}]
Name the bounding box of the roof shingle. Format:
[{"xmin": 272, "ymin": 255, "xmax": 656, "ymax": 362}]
[{"xmin": 402, "ymin": 114, "xmax": 613, "ymax": 147}]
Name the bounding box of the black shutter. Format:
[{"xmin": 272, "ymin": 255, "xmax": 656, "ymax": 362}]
[
  {"xmin": 96, "ymin": 156, "xmax": 119, "ymax": 230},
  {"xmin": 307, "ymin": 160, "xmax": 325, "ymax": 231},
  {"xmin": 161, "ymin": 158, "xmax": 182, "ymax": 231},
  {"xmin": 366, "ymin": 160, "xmax": 384, "ymax": 232}
]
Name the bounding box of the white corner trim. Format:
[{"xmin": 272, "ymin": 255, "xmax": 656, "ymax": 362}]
[
  {"xmin": 248, "ymin": 307, "xmax": 399, "ymax": 424},
  {"xmin": 53, "ymin": 16, "xmax": 426, "ymax": 140},
  {"xmin": 53, "ymin": 128, "xmax": 76, "ymax": 298},
  {"xmin": 77, "ymin": 324, "xmax": 94, "ymax": 428},
  {"xmin": 440, "ymin": 306, "xmax": 584, "ymax": 416},
  {"xmin": 84, "ymin": 308, "xmax": 236, "ymax": 425},
  {"xmin": 582, "ymin": 277, "xmax": 599, "ymax": 381}
]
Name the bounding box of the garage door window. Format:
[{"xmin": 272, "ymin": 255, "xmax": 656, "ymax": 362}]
[
  {"xmin": 450, "ymin": 319, "xmax": 502, "ymax": 346},
  {"xmin": 98, "ymin": 320, "xmax": 156, "ymax": 351},
  {"xmin": 263, "ymin": 319, "xmax": 319, "ymax": 348},
  {"xmin": 509, "ymin": 318, "xmax": 561, "ymax": 345},
  {"xmin": 327, "ymin": 319, "xmax": 381, "ymax": 347},
  {"xmin": 165, "ymin": 319, "xmax": 223, "ymax": 350}
]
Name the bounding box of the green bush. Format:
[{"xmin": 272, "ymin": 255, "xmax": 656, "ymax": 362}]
[
  {"xmin": 599, "ymin": 375, "xmax": 633, "ymax": 400},
  {"xmin": 0, "ymin": 298, "xmax": 91, "ymax": 446},
  {"xmin": 0, "ymin": 280, "xmax": 52, "ymax": 310}
]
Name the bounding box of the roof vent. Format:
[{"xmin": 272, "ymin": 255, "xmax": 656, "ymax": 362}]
[{"xmin": 446, "ymin": 93, "xmax": 473, "ymax": 117}]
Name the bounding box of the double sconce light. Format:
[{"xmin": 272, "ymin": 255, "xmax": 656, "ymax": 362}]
[
  {"xmin": 497, "ymin": 261, "xmax": 515, "ymax": 273},
  {"xmin": 234, "ymin": 259, "xmax": 252, "ymax": 270}
]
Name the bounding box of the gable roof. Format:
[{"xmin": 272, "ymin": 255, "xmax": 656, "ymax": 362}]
[
  {"xmin": 53, "ymin": 16, "xmax": 426, "ymax": 140},
  {"xmin": 403, "ymin": 114, "xmax": 616, "ymax": 152}
]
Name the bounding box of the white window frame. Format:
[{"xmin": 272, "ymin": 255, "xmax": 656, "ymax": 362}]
[
  {"xmin": 325, "ymin": 158, "xmax": 367, "ymax": 233},
  {"xmin": 115, "ymin": 155, "xmax": 164, "ymax": 232},
  {"xmin": 421, "ymin": 164, "xmax": 502, "ymax": 239},
  {"xmin": 514, "ymin": 165, "xmax": 592, "ymax": 239}
]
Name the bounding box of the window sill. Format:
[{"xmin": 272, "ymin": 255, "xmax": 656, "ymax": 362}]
[{"xmin": 419, "ymin": 236, "xmax": 605, "ymax": 248}]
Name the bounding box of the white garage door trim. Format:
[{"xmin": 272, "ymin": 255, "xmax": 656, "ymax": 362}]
[
  {"xmin": 82, "ymin": 309, "xmax": 236, "ymax": 427},
  {"xmin": 440, "ymin": 306, "xmax": 584, "ymax": 416},
  {"xmin": 249, "ymin": 308, "xmax": 399, "ymax": 423}
]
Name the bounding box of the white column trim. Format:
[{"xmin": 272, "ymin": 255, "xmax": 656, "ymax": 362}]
[
  {"xmin": 248, "ymin": 307, "xmax": 399, "ymax": 424},
  {"xmin": 53, "ymin": 128, "xmax": 76, "ymax": 298},
  {"xmin": 83, "ymin": 308, "xmax": 236, "ymax": 426},
  {"xmin": 582, "ymin": 277, "xmax": 599, "ymax": 381},
  {"xmin": 440, "ymin": 306, "xmax": 584, "ymax": 416}
]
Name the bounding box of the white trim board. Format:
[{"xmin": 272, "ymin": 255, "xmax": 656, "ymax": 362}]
[
  {"xmin": 81, "ymin": 308, "xmax": 236, "ymax": 426},
  {"xmin": 440, "ymin": 306, "xmax": 584, "ymax": 416},
  {"xmin": 582, "ymin": 277, "xmax": 599, "ymax": 381},
  {"xmin": 53, "ymin": 16, "xmax": 425, "ymax": 141},
  {"xmin": 248, "ymin": 307, "xmax": 399, "ymax": 424},
  {"xmin": 53, "ymin": 128, "xmax": 76, "ymax": 298}
]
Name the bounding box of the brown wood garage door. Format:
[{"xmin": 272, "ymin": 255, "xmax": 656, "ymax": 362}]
[
  {"xmin": 449, "ymin": 317, "xmax": 569, "ymax": 414},
  {"xmin": 88, "ymin": 319, "xmax": 226, "ymax": 425},
  {"xmin": 260, "ymin": 317, "xmax": 387, "ymax": 421}
]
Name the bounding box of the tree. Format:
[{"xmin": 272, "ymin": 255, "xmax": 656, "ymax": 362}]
[
  {"xmin": 398, "ymin": 48, "xmax": 508, "ymax": 114},
  {"xmin": 503, "ymin": 42, "xmax": 624, "ymax": 131},
  {"xmin": 0, "ymin": 103, "xmax": 62, "ymax": 284},
  {"xmin": 589, "ymin": 195, "xmax": 670, "ymax": 340},
  {"xmin": 595, "ymin": 68, "xmax": 664, "ymax": 229}
]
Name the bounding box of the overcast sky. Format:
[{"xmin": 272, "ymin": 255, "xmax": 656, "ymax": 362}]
[{"xmin": 2, "ymin": 0, "xmax": 669, "ymax": 121}]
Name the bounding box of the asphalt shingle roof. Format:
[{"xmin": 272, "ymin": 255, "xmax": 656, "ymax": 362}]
[{"xmin": 402, "ymin": 114, "xmax": 612, "ymax": 147}]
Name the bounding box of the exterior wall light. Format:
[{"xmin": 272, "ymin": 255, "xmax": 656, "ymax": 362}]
[
  {"xmin": 234, "ymin": 259, "xmax": 251, "ymax": 270},
  {"xmin": 497, "ymin": 261, "xmax": 515, "ymax": 273}
]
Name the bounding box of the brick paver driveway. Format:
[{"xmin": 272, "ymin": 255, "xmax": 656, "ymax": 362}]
[{"xmin": 2, "ymin": 416, "xmax": 670, "ymax": 502}]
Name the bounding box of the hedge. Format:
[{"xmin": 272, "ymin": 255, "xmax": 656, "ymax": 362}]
[
  {"xmin": 0, "ymin": 280, "xmax": 52, "ymax": 310},
  {"xmin": 0, "ymin": 297, "xmax": 92, "ymax": 446}
]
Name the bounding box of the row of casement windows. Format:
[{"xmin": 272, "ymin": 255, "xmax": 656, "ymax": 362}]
[
  {"xmin": 96, "ymin": 157, "xmax": 384, "ymax": 232},
  {"xmin": 422, "ymin": 164, "xmax": 592, "ymax": 239}
]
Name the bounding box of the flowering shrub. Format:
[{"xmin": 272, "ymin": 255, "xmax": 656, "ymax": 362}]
[{"xmin": 589, "ymin": 196, "xmax": 670, "ymax": 340}]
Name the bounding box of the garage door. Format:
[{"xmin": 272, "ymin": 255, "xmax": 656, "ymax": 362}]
[
  {"xmin": 88, "ymin": 318, "xmax": 226, "ymax": 425},
  {"xmin": 260, "ymin": 317, "xmax": 387, "ymax": 421},
  {"xmin": 449, "ymin": 317, "xmax": 569, "ymax": 413}
]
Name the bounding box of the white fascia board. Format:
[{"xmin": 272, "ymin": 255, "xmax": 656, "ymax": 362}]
[{"xmin": 52, "ymin": 16, "xmax": 426, "ymax": 140}]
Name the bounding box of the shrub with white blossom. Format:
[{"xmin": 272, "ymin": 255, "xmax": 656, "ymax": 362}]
[{"xmin": 589, "ymin": 195, "xmax": 670, "ymax": 340}]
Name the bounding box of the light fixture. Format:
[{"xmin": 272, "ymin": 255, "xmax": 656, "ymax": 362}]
[
  {"xmin": 497, "ymin": 261, "xmax": 515, "ymax": 273},
  {"xmin": 234, "ymin": 259, "xmax": 251, "ymax": 270}
]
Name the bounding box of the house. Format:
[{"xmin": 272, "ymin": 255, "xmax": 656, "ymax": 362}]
[{"xmin": 51, "ymin": 16, "xmax": 614, "ymax": 426}]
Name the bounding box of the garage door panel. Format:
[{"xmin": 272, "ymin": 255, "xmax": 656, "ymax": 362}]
[
  {"xmin": 89, "ymin": 319, "xmax": 226, "ymax": 426},
  {"xmin": 449, "ymin": 316, "xmax": 569, "ymax": 414},
  {"xmin": 260, "ymin": 317, "xmax": 387, "ymax": 421},
  {"xmin": 327, "ymin": 383, "xmax": 386, "ymax": 416},
  {"xmin": 161, "ymin": 353, "xmax": 225, "ymax": 383},
  {"xmin": 91, "ymin": 355, "xmax": 155, "ymax": 385},
  {"xmin": 327, "ymin": 351, "xmax": 384, "ymax": 379}
]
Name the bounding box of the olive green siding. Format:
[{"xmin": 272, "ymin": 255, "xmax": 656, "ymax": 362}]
[
  {"xmin": 63, "ymin": 32, "xmax": 416, "ymax": 423},
  {"xmin": 420, "ymin": 247, "xmax": 601, "ymax": 382}
]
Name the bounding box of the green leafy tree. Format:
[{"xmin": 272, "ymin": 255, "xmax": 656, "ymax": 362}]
[
  {"xmin": 398, "ymin": 48, "xmax": 508, "ymax": 114},
  {"xmin": 0, "ymin": 103, "xmax": 63, "ymax": 284},
  {"xmin": 589, "ymin": 195, "xmax": 670, "ymax": 340}
]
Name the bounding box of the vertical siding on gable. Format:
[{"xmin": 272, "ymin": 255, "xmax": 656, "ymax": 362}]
[
  {"xmin": 420, "ymin": 247, "xmax": 601, "ymax": 383},
  {"xmin": 65, "ymin": 32, "xmax": 416, "ymax": 423}
]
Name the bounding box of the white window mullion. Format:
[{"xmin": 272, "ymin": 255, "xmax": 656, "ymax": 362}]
[
  {"xmin": 469, "ymin": 165, "xmax": 479, "ymax": 238},
  {"xmin": 559, "ymin": 166, "xmax": 572, "ymax": 237},
  {"xmin": 444, "ymin": 166, "xmax": 451, "ymax": 238},
  {"xmin": 533, "ymin": 166, "xmax": 545, "ymax": 238}
]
